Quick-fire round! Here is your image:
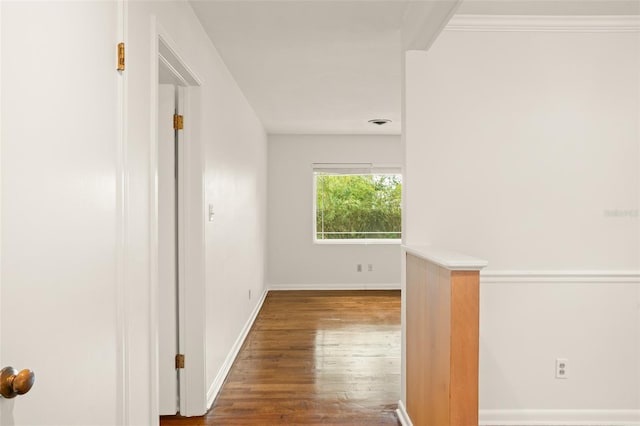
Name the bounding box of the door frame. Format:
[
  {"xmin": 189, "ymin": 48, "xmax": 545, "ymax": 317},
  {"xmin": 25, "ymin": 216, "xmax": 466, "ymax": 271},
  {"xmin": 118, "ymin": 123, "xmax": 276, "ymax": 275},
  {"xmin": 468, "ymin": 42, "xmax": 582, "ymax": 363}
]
[
  {"xmin": 150, "ymin": 19, "xmax": 206, "ymax": 418},
  {"xmin": 0, "ymin": 3, "xmax": 3, "ymax": 403},
  {"xmin": 116, "ymin": 1, "xmax": 127, "ymax": 423}
]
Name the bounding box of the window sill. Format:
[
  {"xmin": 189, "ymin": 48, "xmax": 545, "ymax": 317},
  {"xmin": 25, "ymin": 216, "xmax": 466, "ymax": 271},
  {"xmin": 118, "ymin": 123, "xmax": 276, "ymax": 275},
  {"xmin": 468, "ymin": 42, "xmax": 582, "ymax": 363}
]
[{"xmin": 313, "ymin": 239, "xmax": 402, "ymax": 246}]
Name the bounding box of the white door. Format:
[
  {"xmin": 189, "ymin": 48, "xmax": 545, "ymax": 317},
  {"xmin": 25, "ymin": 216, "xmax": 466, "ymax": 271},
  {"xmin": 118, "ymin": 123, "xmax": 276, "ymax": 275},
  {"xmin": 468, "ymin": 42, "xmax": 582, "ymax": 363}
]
[
  {"xmin": 158, "ymin": 84, "xmax": 179, "ymax": 415},
  {"xmin": 0, "ymin": 2, "xmax": 122, "ymax": 425}
]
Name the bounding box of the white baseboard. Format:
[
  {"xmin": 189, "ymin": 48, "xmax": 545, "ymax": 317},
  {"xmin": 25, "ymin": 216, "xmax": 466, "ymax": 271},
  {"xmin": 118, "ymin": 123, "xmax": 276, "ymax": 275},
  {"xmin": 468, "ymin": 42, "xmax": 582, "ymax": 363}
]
[
  {"xmin": 268, "ymin": 282, "xmax": 400, "ymax": 291},
  {"xmin": 206, "ymin": 288, "xmax": 268, "ymax": 409},
  {"xmin": 395, "ymin": 405, "xmax": 640, "ymax": 426},
  {"xmin": 479, "ymin": 409, "xmax": 640, "ymax": 426},
  {"xmin": 396, "ymin": 400, "xmax": 413, "ymax": 426}
]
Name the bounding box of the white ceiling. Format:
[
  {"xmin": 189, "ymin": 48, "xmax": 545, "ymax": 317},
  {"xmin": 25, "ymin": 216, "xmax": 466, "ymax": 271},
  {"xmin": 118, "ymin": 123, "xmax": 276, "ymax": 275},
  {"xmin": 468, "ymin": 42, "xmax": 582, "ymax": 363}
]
[
  {"xmin": 190, "ymin": 0, "xmax": 639, "ymax": 136},
  {"xmin": 190, "ymin": 0, "xmax": 408, "ymax": 135}
]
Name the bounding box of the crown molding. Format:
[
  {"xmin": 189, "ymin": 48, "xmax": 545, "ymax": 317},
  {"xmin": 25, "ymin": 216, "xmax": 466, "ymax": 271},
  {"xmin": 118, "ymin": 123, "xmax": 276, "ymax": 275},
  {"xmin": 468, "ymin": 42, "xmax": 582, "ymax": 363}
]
[{"xmin": 446, "ymin": 15, "xmax": 640, "ymax": 32}]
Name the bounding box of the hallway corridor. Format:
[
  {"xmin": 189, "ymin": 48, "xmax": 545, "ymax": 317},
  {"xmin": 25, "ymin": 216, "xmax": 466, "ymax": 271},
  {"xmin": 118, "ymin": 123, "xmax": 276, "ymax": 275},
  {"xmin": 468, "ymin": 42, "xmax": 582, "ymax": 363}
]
[{"xmin": 162, "ymin": 290, "xmax": 401, "ymax": 425}]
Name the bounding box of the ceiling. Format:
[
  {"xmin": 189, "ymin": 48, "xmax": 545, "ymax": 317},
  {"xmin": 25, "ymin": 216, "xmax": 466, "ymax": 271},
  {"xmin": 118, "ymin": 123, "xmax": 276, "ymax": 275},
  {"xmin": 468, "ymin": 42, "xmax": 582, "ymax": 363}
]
[
  {"xmin": 190, "ymin": 0, "xmax": 639, "ymax": 136},
  {"xmin": 458, "ymin": 0, "xmax": 640, "ymax": 15},
  {"xmin": 190, "ymin": 0, "xmax": 409, "ymax": 135}
]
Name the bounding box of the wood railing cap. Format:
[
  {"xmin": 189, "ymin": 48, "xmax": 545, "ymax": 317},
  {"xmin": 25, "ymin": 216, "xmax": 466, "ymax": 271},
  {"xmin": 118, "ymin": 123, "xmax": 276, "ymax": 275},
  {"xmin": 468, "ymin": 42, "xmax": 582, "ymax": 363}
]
[{"xmin": 403, "ymin": 245, "xmax": 488, "ymax": 271}]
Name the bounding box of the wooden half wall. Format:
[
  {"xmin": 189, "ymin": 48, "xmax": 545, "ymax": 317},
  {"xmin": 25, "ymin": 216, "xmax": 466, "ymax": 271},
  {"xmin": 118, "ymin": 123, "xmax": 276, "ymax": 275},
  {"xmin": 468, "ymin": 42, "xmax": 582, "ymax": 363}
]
[{"xmin": 403, "ymin": 247, "xmax": 487, "ymax": 426}]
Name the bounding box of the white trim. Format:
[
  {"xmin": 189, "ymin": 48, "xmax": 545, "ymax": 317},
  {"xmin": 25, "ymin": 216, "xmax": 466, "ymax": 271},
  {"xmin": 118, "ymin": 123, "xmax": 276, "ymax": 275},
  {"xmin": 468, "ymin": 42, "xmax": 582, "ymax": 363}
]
[
  {"xmin": 403, "ymin": 245, "xmax": 488, "ymax": 271},
  {"xmin": 481, "ymin": 270, "xmax": 640, "ymax": 284},
  {"xmin": 447, "ymin": 15, "xmax": 640, "ymax": 32},
  {"xmin": 396, "ymin": 400, "xmax": 413, "ymax": 426},
  {"xmin": 399, "ymin": 249, "xmax": 407, "ymax": 403},
  {"xmin": 312, "ymin": 162, "xmax": 402, "ymax": 174},
  {"xmin": 151, "ymin": 19, "xmax": 205, "ymax": 418},
  {"xmin": 179, "ymin": 83, "xmax": 207, "ymax": 417},
  {"xmin": 157, "ymin": 31, "xmax": 202, "ymax": 87},
  {"xmin": 149, "ymin": 16, "xmax": 161, "ymax": 425},
  {"xmin": 206, "ymin": 288, "xmax": 269, "ymax": 409},
  {"xmin": 401, "ymin": 0, "xmax": 462, "ymax": 50},
  {"xmin": 176, "ymin": 83, "xmax": 189, "ymax": 416},
  {"xmin": 268, "ymin": 283, "xmax": 401, "ymax": 291},
  {"xmin": 0, "ymin": 0, "xmax": 4, "ymax": 413},
  {"xmin": 116, "ymin": 1, "xmax": 129, "ymax": 424},
  {"xmin": 479, "ymin": 409, "xmax": 640, "ymax": 425},
  {"xmin": 314, "ymin": 239, "xmax": 401, "ymax": 245},
  {"xmin": 158, "ymin": 55, "xmax": 188, "ymax": 87}
]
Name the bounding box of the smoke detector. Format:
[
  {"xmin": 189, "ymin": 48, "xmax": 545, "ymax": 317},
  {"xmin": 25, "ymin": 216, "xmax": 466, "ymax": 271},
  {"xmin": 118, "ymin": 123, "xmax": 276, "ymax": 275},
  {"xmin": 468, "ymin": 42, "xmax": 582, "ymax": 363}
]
[{"xmin": 368, "ymin": 119, "xmax": 392, "ymax": 126}]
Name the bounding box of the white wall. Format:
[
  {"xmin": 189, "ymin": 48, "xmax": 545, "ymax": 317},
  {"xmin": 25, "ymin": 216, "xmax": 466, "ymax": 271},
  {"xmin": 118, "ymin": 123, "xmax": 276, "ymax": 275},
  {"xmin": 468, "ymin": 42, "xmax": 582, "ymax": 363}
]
[
  {"xmin": 1, "ymin": 2, "xmax": 119, "ymax": 424},
  {"xmin": 268, "ymin": 134, "xmax": 402, "ymax": 289},
  {"xmin": 201, "ymin": 44, "xmax": 267, "ymax": 410},
  {"xmin": 125, "ymin": 1, "xmax": 267, "ymax": 421},
  {"xmin": 1, "ymin": 2, "xmax": 267, "ymax": 422},
  {"xmin": 404, "ymin": 20, "xmax": 640, "ymax": 424}
]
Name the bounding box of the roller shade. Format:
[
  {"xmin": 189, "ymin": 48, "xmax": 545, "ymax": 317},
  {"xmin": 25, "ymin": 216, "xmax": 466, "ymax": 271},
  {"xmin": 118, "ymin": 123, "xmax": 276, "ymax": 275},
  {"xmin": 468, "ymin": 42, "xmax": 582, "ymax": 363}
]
[{"xmin": 312, "ymin": 163, "xmax": 401, "ymax": 175}]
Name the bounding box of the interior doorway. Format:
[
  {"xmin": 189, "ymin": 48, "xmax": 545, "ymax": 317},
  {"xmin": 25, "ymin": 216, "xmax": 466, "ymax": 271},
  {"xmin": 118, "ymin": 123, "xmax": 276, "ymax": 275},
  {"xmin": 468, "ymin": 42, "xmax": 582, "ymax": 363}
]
[
  {"xmin": 158, "ymin": 81, "xmax": 180, "ymax": 415},
  {"xmin": 154, "ymin": 31, "xmax": 201, "ymax": 417}
]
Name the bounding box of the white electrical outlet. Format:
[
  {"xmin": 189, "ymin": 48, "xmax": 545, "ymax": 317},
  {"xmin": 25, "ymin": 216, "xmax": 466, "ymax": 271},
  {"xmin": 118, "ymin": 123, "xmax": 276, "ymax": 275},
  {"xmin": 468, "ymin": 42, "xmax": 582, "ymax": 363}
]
[
  {"xmin": 357, "ymin": 264, "xmax": 362, "ymax": 272},
  {"xmin": 556, "ymin": 358, "xmax": 568, "ymax": 379},
  {"xmin": 368, "ymin": 264, "xmax": 373, "ymax": 272}
]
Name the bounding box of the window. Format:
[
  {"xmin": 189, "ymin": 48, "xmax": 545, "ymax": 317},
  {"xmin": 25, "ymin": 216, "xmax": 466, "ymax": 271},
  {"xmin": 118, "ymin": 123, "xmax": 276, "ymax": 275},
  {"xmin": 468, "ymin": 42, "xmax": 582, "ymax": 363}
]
[{"xmin": 314, "ymin": 164, "xmax": 402, "ymax": 242}]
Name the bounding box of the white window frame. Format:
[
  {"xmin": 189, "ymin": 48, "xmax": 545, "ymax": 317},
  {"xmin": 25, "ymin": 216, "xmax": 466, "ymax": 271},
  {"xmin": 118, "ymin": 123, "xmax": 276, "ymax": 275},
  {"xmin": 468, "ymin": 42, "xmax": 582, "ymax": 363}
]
[{"xmin": 312, "ymin": 163, "xmax": 402, "ymax": 245}]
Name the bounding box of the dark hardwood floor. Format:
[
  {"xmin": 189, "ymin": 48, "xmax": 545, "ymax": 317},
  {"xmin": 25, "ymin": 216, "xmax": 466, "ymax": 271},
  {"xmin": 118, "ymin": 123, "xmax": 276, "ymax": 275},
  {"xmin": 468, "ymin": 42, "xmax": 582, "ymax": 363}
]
[{"xmin": 161, "ymin": 290, "xmax": 401, "ymax": 425}]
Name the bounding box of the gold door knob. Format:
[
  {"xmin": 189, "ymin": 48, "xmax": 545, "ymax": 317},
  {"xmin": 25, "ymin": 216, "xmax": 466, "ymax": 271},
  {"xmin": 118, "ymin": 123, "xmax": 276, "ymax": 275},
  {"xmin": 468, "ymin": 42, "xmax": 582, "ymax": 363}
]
[{"xmin": 0, "ymin": 367, "xmax": 35, "ymax": 398}]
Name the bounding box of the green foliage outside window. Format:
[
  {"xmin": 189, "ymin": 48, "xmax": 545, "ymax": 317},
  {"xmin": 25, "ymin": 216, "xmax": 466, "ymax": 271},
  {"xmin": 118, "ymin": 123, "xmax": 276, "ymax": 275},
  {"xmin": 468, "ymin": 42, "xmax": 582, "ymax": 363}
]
[{"xmin": 315, "ymin": 174, "xmax": 402, "ymax": 240}]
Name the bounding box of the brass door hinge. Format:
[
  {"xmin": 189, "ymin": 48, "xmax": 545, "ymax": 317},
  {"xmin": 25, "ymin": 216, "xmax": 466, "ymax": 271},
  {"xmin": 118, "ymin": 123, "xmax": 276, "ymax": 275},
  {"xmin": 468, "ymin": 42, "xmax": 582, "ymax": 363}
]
[
  {"xmin": 175, "ymin": 354, "xmax": 185, "ymax": 369},
  {"xmin": 173, "ymin": 114, "xmax": 184, "ymax": 130},
  {"xmin": 117, "ymin": 42, "xmax": 125, "ymax": 71}
]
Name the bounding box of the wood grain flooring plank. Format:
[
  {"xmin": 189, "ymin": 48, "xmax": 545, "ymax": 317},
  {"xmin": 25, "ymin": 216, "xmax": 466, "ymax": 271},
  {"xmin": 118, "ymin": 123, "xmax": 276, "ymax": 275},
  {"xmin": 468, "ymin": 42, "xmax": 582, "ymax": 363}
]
[{"xmin": 161, "ymin": 290, "xmax": 401, "ymax": 425}]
